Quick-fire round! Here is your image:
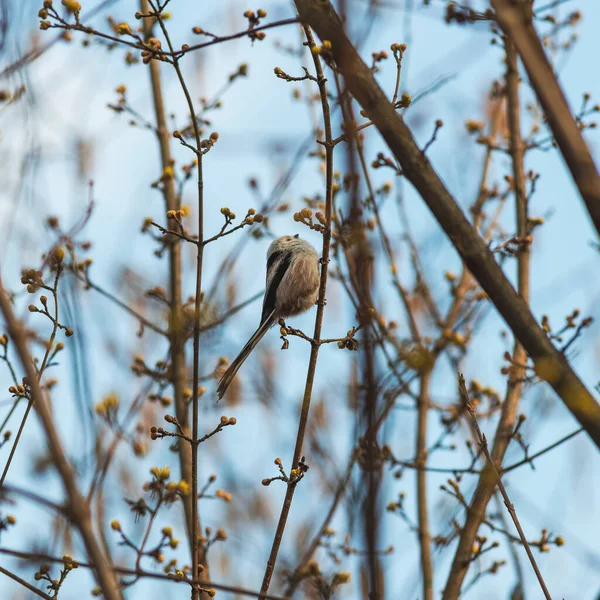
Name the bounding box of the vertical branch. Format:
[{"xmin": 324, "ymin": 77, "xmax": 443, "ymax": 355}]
[
  {"xmin": 333, "ymin": 1, "xmax": 381, "ymax": 586},
  {"xmin": 416, "ymin": 369, "xmax": 433, "ymax": 600},
  {"xmin": 0, "ymin": 285, "xmax": 123, "ymax": 600},
  {"xmin": 145, "ymin": 1, "xmax": 208, "ymax": 594},
  {"xmin": 343, "ymin": 91, "xmax": 382, "ymax": 600},
  {"xmin": 361, "ymin": 280, "xmax": 381, "ymax": 599},
  {"xmin": 190, "ymin": 159, "xmax": 204, "ymax": 598},
  {"xmin": 139, "ymin": 0, "xmax": 199, "ymax": 582},
  {"xmin": 258, "ymin": 24, "xmax": 334, "ymax": 598},
  {"xmin": 442, "ymin": 37, "xmax": 531, "ymax": 599}
]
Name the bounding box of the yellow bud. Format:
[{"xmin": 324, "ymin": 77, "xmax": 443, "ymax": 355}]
[
  {"xmin": 52, "ymin": 247, "xmax": 65, "ymax": 264},
  {"xmin": 62, "ymin": 0, "xmax": 81, "ymax": 13},
  {"xmin": 215, "ymin": 489, "xmax": 231, "ymax": 502},
  {"xmin": 117, "ymin": 23, "xmax": 132, "ymax": 35}
]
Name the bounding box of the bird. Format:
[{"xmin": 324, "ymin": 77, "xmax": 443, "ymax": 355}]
[{"xmin": 216, "ymin": 234, "xmax": 320, "ymax": 400}]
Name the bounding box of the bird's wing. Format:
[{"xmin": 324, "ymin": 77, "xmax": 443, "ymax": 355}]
[{"xmin": 262, "ymin": 250, "xmax": 292, "ymax": 323}]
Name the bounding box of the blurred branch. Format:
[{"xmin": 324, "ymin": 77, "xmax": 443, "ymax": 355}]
[
  {"xmin": 416, "ymin": 370, "xmax": 433, "ymax": 600},
  {"xmin": 0, "ymin": 265, "xmax": 64, "ymax": 493},
  {"xmin": 196, "ymin": 291, "xmax": 262, "ymax": 335},
  {"xmin": 139, "ymin": 0, "xmax": 198, "ymax": 584},
  {"xmin": 502, "ymin": 426, "xmax": 583, "ymax": 474},
  {"xmin": 0, "ymin": 565, "xmax": 52, "ymax": 600},
  {"xmin": 0, "ymin": 548, "xmax": 288, "ymax": 600},
  {"xmin": 145, "ymin": 1, "xmax": 210, "ymax": 594},
  {"xmin": 0, "ymin": 0, "xmax": 120, "ymax": 78},
  {"xmin": 443, "ymin": 38, "xmax": 532, "ymax": 597},
  {"xmin": 491, "ymin": 0, "xmax": 600, "ymax": 240},
  {"xmin": 283, "ymin": 459, "xmax": 354, "ymax": 596},
  {"xmin": 76, "ymin": 273, "xmax": 168, "ymax": 337},
  {"xmin": 0, "ymin": 283, "xmax": 122, "ymax": 600},
  {"xmin": 293, "ymin": 0, "xmax": 600, "ymax": 450}
]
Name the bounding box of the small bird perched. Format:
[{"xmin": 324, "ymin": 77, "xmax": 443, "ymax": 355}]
[{"xmin": 216, "ymin": 234, "xmax": 320, "ymax": 400}]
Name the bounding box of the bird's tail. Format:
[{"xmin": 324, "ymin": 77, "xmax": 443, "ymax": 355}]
[{"xmin": 216, "ymin": 312, "xmax": 274, "ymax": 400}]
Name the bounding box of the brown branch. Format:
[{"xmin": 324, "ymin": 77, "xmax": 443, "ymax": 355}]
[
  {"xmin": 0, "ymin": 267, "xmax": 64, "ymax": 493},
  {"xmin": 340, "ymin": 82, "xmax": 382, "ymax": 600},
  {"xmin": 166, "ymin": 18, "xmax": 301, "ymax": 57},
  {"xmin": 0, "ymin": 284, "xmax": 122, "ymax": 600},
  {"xmin": 0, "ymin": 0, "xmax": 120, "ymax": 78},
  {"xmin": 147, "ymin": 1, "xmax": 208, "ymax": 593},
  {"xmin": 293, "ymin": 0, "xmax": 600, "ymax": 449},
  {"xmin": 443, "ymin": 39, "xmax": 531, "ymax": 598},
  {"xmin": 0, "ymin": 565, "xmax": 53, "ymax": 600},
  {"xmin": 416, "ymin": 370, "xmax": 433, "ymax": 600},
  {"xmin": 283, "ymin": 459, "xmax": 354, "ymax": 596},
  {"xmin": 0, "ymin": 548, "xmax": 288, "ymax": 600},
  {"xmin": 457, "ymin": 374, "xmax": 552, "ymax": 600},
  {"xmin": 490, "ymin": 0, "xmax": 600, "ymax": 240},
  {"xmin": 258, "ymin": 25, "xmax": 334, "ymax": 598},
  {"xmin": 139, "ymin": 0, "xmax": 196, "ymax": 578},
  {"xmin": 196, "ymin": 291, "xmax": 262, "ymax": 334},
  {"xmin": 78, "ymin": 274, "xmax": 168, "ymax": 337},
  {"xmin": 502, "ymin": 426, "xmax": 583, "ymax": 474}
]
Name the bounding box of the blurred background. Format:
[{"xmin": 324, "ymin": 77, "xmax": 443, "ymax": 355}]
[{"xmin": 0, "ymin": 0, "xmax": 599, "ymax": 598}]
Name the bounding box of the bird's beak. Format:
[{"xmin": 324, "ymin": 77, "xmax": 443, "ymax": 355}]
[{"xmin": 294, "ymin": 234, "xmax": 299, "ymax": 239}]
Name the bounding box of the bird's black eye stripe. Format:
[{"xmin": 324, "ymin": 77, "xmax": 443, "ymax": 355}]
[{"xmin": 262, "ymin": 251, "xmax": 292, "ymax": 323}]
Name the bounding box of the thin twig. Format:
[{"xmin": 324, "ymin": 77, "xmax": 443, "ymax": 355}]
[
  {"xmin": 0, "ymin": 548, "xmax": 288, "ymax": 600},
  {"xmin": 293, "ymin": 0, "xmax": 600, "ymax": 448},
  {"xmin": 0, "ymin": 565, "xmax": 53, "ymax": 600},
  {"xmin": 258, "ymin": 25, "xmax": 334, "ymax": 598},
  {"xmin": 0, "ymin": 282, "xmax": 122, "ymax": 600},
  {"xmin": 458, "ymin": 374, "xmax": 552, "ymax": 600},
  {"xmin": 78, "ymin": 273, "xmax": 168, "ymax": 336},
  {"xmin": 0, "ymin": 266, "xmax": 63, "ymax": 493},
  {"xmin": 502, "ymin": 427, "xmax": 583, "ymax": 474}
]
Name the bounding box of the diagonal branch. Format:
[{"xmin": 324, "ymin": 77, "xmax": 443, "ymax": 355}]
[
  {"xmin": 293, "ymin": 0, "xmax": 600, "ymax": 450},
  {"xmin": 490, "ymin": 0, "xmax": 600, "ymax": 240},
  {"xmin": 0, "ymin": 284, "xmax": 123, "ymax": 600},
  {"xmin": 457, "ymin": 373, "xmax": 552, "ymax": 600}
]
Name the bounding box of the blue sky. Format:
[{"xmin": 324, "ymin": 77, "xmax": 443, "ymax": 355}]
[{"xmin": 0, "ymin": 1, "xmax": 599, "ymax": 598}]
